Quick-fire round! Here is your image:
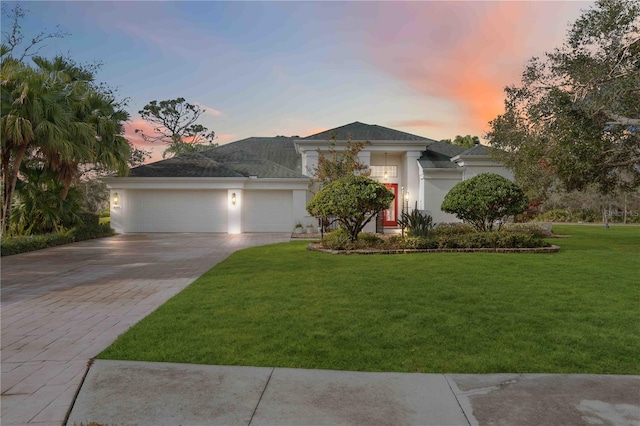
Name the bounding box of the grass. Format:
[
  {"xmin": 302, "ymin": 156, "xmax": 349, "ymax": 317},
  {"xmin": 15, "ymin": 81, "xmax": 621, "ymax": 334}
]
[{"xmin": 99, "ymin": 225, "xmax": 640, "ymax": 374}]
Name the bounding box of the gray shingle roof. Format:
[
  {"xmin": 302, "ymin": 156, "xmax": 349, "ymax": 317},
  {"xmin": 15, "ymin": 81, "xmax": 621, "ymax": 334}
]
[
  {"xmin": 126, "ymin": 124, "xmax": 466, "ymax": 178},
  {"xmin": 418, "ymin": 142, "xmax": 465, "ymax": 169},
  {"xmin": 127, "ymin": 152, "xmax": 245, "ymax": 178},
  {"xmin": 458, "ymin": 144, "xmax": 490, "ymax": 156},
  {"xmin": 127, "ymin": 137, "xmax": 307, "ymax": 178},
  {"xmin": 303, "ymin": 121, "xmax": 434, "ymax": 142}
]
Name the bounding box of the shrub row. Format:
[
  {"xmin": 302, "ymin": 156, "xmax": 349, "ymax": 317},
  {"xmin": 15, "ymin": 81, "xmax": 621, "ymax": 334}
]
[
  {"xmin": 321, "ymin": 227, "xmax": 550, "ymax": 251},
  {"xmin": 1, "ymin": 232, "xmax": 76, "ymax": 256},
  {"xmin": 1, "ymin": 213, "xmax": 115, "ymax": 256},
  {"xmin": 534, "ymin": 208, "xmax": 640, "ymax": 223}
]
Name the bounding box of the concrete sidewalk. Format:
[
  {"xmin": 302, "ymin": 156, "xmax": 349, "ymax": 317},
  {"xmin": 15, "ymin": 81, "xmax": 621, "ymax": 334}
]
[{"xmin": 68, "ymin": 360, "xmax": 640, "ymax": 426}]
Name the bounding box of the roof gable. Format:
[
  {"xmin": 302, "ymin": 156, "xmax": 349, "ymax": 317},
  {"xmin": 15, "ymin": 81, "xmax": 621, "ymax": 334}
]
[{"xmin": 303, "ymin": 121, "xmax": 432, "ymax": 142}]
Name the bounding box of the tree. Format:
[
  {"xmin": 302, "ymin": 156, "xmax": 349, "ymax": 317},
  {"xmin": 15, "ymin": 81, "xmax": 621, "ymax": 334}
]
[
  {"xmin": 306, "ymin": 175, "xmax": 394, "ymax": 241},
  {"xmin": 1, "ymin": 6, "xmax": 131, "ymax": 233},
  {"xmin": 441, "ymin": 173, "xmax": 529, "ymax": 232},
  {"xmin": 440, "ymin": 135, "xmax": 480, "ymax": 149},
  {"xmin": 310, "ymin": 133, "xmax": 370, "ymax": 183},
  {"xmin": 1, "ymin": 55, "xmax": 131, "ymax": 232},
  {"xmin": 136, "ymin": 98, "xmax": 217, "ymax": 159},
  {"xmin": 487, "ymin": 0, "xmax": 640, "ymax": 198}
]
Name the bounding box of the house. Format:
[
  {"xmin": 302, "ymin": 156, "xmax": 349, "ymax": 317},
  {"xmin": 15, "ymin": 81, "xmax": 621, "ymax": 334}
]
[{"xmin": 104, "ymin": 122, "xmax": 512, "ymax": 234}]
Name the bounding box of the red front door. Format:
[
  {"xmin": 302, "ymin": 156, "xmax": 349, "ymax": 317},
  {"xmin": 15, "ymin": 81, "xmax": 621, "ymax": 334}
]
[{"xmin": 383, "ymin": 183, "xmax": 398, "ymax": 226}]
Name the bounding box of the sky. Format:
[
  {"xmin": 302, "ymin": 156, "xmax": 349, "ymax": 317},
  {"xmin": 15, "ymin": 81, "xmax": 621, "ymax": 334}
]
[{"xmin": 3, "ymin": 1, "xmax": 592, "ymax": 162}]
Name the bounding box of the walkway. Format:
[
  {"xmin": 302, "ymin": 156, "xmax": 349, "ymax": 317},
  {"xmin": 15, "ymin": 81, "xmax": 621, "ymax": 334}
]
[{"xmin": 1, "ymin": 233, "xmax": 290, "ymax": 426}]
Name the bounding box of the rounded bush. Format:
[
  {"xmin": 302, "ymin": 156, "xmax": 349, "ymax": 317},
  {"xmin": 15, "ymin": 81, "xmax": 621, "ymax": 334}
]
[{"xmin": 441, "ymin": 173, "xmax": 528, "ymax": 231}]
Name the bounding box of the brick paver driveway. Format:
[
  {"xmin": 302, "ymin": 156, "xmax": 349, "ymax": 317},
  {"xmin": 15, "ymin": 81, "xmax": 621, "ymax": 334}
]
[{"xmin": 1, "ymin": 233, "xmax": 290, "ymax": 426}]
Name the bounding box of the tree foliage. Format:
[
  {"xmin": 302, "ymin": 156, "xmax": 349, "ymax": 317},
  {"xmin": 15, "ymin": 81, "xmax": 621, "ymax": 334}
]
[
  {"xmin": 136, "ymin": 98, "xmax": 217, "ymax": 159},
  {"xmin": 441, "ymin": 173, "xmax": 529, "ymax": 232},
  {"xmin": 487, "ymin": 0, "xmax": 640, "ymax": 199},
  {"xmin": 10, "ymin": 162, "xmax": 83, "ymax": 235},
  {"xmin": 309, "ymin": 133, "xmax": 370, "ymax": 183},
  {"xmin": 1, "ymin": 5, "xmax": 131, "ymax": 234},
  {"xmin": 306, "ymin": 175, "xmax": 394, "ymax": 241},
  {"xmin": 440, "ymin": 135, "xmax": 480, "ymax": 149}
]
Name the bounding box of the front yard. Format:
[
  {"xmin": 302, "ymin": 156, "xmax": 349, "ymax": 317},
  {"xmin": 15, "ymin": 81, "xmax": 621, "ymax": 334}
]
[{"xmin": 99, "ymin": 225, "xmax": 640, "ymax": 374}]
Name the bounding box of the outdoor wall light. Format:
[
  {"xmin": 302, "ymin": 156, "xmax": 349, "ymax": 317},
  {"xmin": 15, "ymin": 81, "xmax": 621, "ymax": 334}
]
[
  {"xmin": 113, "ymin": 192, "xmax": 119, "ymax": 207},
  {"xmin": 383, "ymin": 153, "xmax": 388, "ymax": 179},
  {"xmin": 405, "ymin": 191, "xmax": 409, "ymax": 201},
  {"xmin": 231, "ymin": 192, "xmax": 237, "ymax": 205}
]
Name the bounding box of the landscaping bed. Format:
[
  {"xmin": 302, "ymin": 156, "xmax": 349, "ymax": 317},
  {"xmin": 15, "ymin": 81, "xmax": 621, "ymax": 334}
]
[{"xmin": 313, "ymin": 223, "xmax": 554, "ymax": 253}]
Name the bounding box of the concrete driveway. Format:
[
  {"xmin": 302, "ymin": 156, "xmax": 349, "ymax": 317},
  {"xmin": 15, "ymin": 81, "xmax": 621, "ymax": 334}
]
[{"xmin": 1, "ymin": 233, "xmax": 290, "ymax": 426}]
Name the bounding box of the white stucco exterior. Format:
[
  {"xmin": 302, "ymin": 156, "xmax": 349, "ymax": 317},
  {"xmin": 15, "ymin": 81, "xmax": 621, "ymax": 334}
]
[
  {"xmin": 106, "ymin": 177, "xmax": 310, "ymax": 234},
  {"xmin": 105, "ymin": 123, "xmax": 513, "ymax": 234}
]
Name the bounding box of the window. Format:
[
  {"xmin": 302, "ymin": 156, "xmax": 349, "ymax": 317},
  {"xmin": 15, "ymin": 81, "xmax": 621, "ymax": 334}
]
[{"xmin": 370, "ymin": 165, "xmax": 398, "ymax": 178}]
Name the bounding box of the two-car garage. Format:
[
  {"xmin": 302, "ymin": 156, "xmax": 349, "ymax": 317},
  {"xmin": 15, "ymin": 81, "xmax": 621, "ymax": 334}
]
[{"xmin": 108, "ymin": 184, "xmax": 308, "ymax": 234}]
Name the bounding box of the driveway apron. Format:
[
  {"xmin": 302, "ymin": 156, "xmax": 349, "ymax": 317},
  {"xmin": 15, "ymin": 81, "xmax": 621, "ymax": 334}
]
[{"xmin": 1, "ymin": 233, "xmax": 290, "ymax": 426}]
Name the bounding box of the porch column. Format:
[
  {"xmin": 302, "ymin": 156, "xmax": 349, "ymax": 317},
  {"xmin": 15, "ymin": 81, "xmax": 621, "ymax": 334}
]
[
  {"xmin": 404, "ymin": 151, "xmax": 422, "ymax": 212},
  {"xmin": 302, "ymin": 151, "xmax": 319, "ymax": 177},
  {"xmin": 357, "ymin": 151, "xmax": 371, "ymax": 169},
  {"xmin": 228, "ymin": 189, "xmax": 243, "ymax": 234},
  {"xmin": 292, "ymin": 189, "xmax": 308, "ymax": 227}
]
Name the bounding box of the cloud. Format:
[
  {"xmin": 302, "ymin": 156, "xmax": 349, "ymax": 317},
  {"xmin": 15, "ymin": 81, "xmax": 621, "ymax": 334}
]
[
  {"xmin": 389, "ymin": 120, "xmax": 439, "ymax": 129},
  {"xmin": 194, "ymin": 102, "xmax": 223, "ymax": 118},
  {"xmin": 359, "ymin": 2, "xmax": 587, "ymax": 135},
  {"xmin": 215, "ymin": 133, "xmax": 237, "ymax": 145}
]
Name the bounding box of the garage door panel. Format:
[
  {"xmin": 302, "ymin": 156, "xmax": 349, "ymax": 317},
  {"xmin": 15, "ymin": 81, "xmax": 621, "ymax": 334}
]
[
  {"xmin": 243, "ymin": 190, "xmax": 292, "ymax": 232},
  {"xmin": 127, "ymin": 190, "xmax": 226, "ymax": 233}
]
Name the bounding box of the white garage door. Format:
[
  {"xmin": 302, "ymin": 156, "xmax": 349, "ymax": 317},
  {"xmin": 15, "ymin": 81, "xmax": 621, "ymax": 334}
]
[
  {"xmin": 127, "ymin": 190, "xmax": 227, "ymax": 232},
  {"xmin": 243, "ymin": 190, "xmax": 293, "ymax": 232}
]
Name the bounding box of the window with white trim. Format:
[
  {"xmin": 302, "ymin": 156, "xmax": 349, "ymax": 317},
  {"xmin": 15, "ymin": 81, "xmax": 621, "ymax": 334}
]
[{"xmin": 370, "ymin": 165, "xmax": 398, "ymax": 178}]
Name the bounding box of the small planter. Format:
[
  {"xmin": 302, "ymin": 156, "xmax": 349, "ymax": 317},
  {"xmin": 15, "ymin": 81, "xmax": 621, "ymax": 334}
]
[
  {"xmin": 294, "ymin": 226, "xmax": 303, "ymax": 234},
  {"xmin": 306, "ymin": 226, "xmax": 315, "ymax": 234}
]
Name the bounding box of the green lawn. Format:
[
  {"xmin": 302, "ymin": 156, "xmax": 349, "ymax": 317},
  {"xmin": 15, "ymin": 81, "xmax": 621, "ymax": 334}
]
[{"xmin": 99, "ymin": 225, "xmax": 640, "ymax": 374}]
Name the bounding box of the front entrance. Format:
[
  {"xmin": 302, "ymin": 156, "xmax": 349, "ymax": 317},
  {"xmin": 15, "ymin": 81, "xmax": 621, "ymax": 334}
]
[{"xmin": 383, "ymin": 183, "xmax": 398, "ymax": 226}]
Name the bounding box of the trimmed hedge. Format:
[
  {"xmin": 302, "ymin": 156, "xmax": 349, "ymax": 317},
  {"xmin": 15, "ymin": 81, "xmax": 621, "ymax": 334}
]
[
  {"xmin": 1, "ymin": 232, "xmax": 75, "ymax": 256},
  {"xmin": 320, "ymin": 227, "xmax": 550, "ymax": 251},
  {"xmin": 1, "ymin": 212, "xmax": 115, "ymax": 256}
]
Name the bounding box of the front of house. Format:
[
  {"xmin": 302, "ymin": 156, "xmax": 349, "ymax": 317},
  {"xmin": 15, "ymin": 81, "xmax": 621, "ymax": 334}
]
[{"xmin": 104, "ymin": 122, "xmax": 512, "ymax": 234}]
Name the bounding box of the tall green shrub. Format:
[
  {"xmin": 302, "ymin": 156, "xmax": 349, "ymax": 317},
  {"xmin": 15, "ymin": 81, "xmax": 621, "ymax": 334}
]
[
  {"xmin": 307, "ymin": 175, "xmax": 394, "ymax": 241},
  {"xmin": 441, "ymin": 173, "xmax": 528, "ymax": 231}
]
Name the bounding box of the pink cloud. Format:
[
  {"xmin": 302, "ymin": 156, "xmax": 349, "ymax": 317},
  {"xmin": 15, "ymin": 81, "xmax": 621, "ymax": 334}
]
[
  {"xmin": 388, "ymin": 120, "xmax": 439, "ymax": 129},
  {"xmin": 359, "ymin": 2, "xmax": 587, "ymax": 135}
]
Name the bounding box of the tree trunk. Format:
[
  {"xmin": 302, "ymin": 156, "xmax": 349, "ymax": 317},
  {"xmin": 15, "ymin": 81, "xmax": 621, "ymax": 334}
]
[{"xmin": 2, "ymin": 144, "xmax": 29, "ymax": 234}]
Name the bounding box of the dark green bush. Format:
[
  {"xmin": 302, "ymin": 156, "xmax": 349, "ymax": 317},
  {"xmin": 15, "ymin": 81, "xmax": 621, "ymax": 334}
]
[
  {"xmin": 432, "ymin": 223, "xmax": 475, "ymax": 237},
  {"xmin": 322, "ymin": 229, "xmax": 352, "ymax": 250},
  {"xmin": 78, "ymin": 212, "xmax": 100, "ymax": 227},
  {"xmin": 405, "ymin": 237, "xmax": 439, "ymax": 249},
  {"xmin": 355, "ymin": 232, "xmax": 385, "ymax": 249},
  {"xmin": 1, "ymin": 232, "xmax": 75, "ymax": 256},
  {"xmin": 2, "ymin": 211, "xmax": 114, "ymax": 256},
  {"xmin": 72, "ymin": 222, "xmax": 114, "ymax": 241},
  {"xmin": 442, "ymin": 231, "xmax": 548, "ymax": 249},
  {"xmin": 441, "ymin": 173, "xmax": 529, "ymax": 231}
]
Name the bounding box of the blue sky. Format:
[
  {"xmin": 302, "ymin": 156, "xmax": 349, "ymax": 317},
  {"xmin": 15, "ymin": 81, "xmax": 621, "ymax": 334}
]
[{"xmin": 3, "ymin": 1, "xmax": 591, "ymax": 161}]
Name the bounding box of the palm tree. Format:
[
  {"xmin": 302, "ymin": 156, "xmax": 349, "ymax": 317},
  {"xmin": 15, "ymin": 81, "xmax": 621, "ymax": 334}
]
[{"xmin": 1, "ymin": 54, "xmax": 130, "ymax": 233}]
